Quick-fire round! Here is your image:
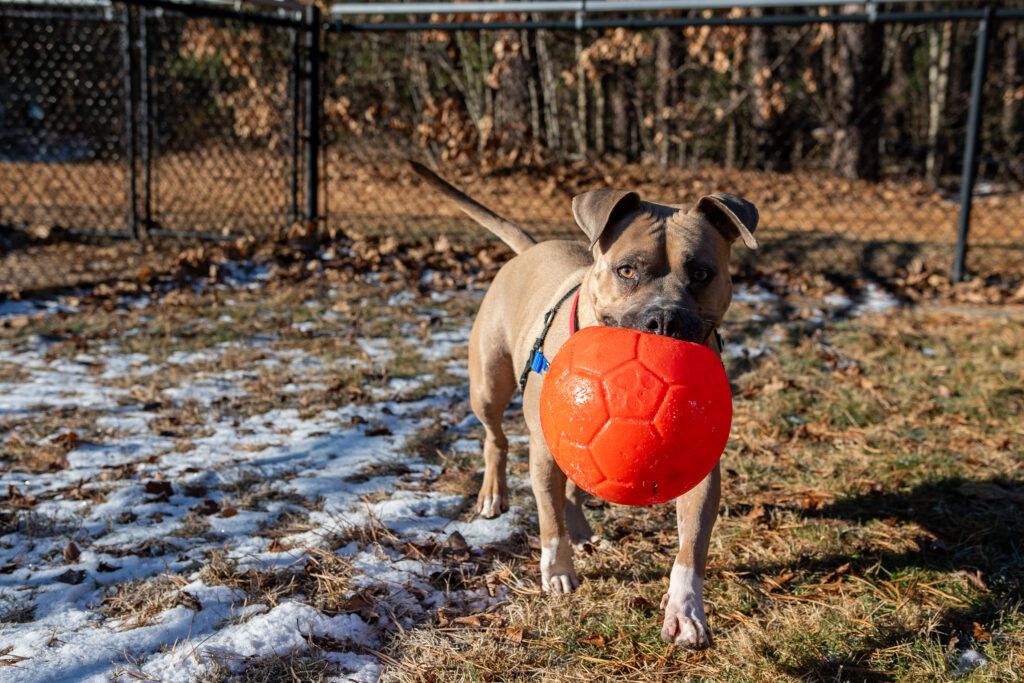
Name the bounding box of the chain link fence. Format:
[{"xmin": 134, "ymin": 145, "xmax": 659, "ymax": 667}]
[
  {"xmin": 322, "ymin": 3, "xmax": 1024, "ymax": 281},
  {"xmin": 2, "ymin": 1, "xmax": 1023, "ymax": 297},
  {"xmin": 1, "ymin": 0, "xmax": 315, "ymax": 294},
  {"xmin": 1, "ymin": 1, "xmax": 128, "ymax": 236}
]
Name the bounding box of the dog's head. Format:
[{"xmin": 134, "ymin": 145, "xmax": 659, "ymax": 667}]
[{"xmin": 573, "ymin": 188, "xmax": 758, "ymax": 345}]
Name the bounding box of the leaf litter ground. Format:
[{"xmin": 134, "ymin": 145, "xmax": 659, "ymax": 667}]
[{"xmin": 0, "ymin": 241, "xmax": 1022, "ymax": 682}]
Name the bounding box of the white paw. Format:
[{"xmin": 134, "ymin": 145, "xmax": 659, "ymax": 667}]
[
  {"xmin": 540, "ymin": 535, "xmax": 579, "ymax": 593},
  {"xmin": 476, "ymin": 493, "xmax": 508, "ymax": 519},
  {"xmin": 660, "ymin": 563, "xmax": 711, "ymax": 649}
]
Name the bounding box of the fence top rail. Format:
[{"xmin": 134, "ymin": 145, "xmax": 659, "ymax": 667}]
[
  {"xmin": 0, "ymin": 0, "xmax": 306, "ymax": 11},
  {"xmin": 329, "ymin": 0, "xmax": 962, "ymax": 17}
]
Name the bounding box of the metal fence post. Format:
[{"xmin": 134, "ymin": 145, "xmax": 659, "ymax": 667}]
[
  {"xmin": 121, "ymin": 4, "xmax": 139, "ymax": 239},
  {"xmin": 140, "ymin": 7, "xmax": 152, "ymax": 238},
  {"xmin": 304, "ymin": 4, "xmax": 321, "ymax": 228},
  {"xmin": 290, "ymin": 27, "xmax": 300, "ymax": 225},
  {"xmin": 952, "ymin": 6, "xmax": 993, "ymax": 283}
]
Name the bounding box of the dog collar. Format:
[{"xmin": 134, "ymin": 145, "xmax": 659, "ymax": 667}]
[
  {"xmin": 518, "ymin": 283, "xmax": 581, "ymax": 393},
  {"xmin": 569, "ymin": 289, "xmax": 580, "ymax": 336}
]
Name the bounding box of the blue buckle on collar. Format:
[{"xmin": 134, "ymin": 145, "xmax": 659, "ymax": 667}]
[{"xmin": 530, "ymin": 350, "xmax": 550, "ymax": 375}]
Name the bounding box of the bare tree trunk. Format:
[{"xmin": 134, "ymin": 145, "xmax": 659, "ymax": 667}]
[
  {"xmin": 452, "ymin": 31, "xmax": 485, "ymax": 129},
  {"xmin": 610, "ymin": 75, "xmax": 629, "ymax": 156},
  {"xmin": 521, "ymin": 30, "xmax": 542, "ymax": 143},
  {"xmin": 406, "ymin": 35, "xmax": 431, "ymax": 116},
  {"xmin": 882, "ymin": 25, "xmax": 909, "ymax": 164},
  {"xmin": 634, "ymin": 98, "xmax": 653, "ymax": 159},
  {"xmin": 574, "ymin": 34, "xmax": 588, "ymax": 156},
  {"xmin": 594, "ymin": 76, "xmax": 606, "ymax": 156},
  {"xmin": 926, "ymin": 22, "xmax": 952, "ymax": 182},
  {"xmin": 654, "ymin": 27, "xmax": 675, "ymax": 166},
  {"xmin": 830, "ymin": 3, "xmax": 885, "ymax": 181},
  {"xmin": 481, "ymin": 33, "xmax": 494, "ymax": 124},
  {"xmin": 492, "ymin": 33, "xmax": 530, "ymax": 131},
  {"xmin": 823, "ymin": 21, "xmax": 836, "ymax": 121},
  {"xmin": 749, "ymin": 8, "xmax": 777, "ymax": 170},
  {"xmin": 726, "ymin": 43, "xmax": 741, "ymax": 168},
  {"xmin": 1004, "ymin": 23, "xmax": 1022, "ymax": 155},
  {"xmin": 535, "ymin": 25, "xmax": 562, "ymax": 151}
]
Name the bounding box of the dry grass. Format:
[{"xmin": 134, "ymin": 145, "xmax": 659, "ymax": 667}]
[
  {"xmin": 196, "ymin": 546, "xmax": 357, "ymax": 616},
  {"xmin": 102, "ymin": 575, "xmax": 190, "ymax": 629},
  {"xmin": 381, "ymin": 308, "xmax": 1024, "ymax": 682},
  {"xmin": 3, "ymin": 253, "xmax": 1022, "ymax": 680}
]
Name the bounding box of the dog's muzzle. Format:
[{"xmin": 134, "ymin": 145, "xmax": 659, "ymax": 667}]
[{"xmin": 619, "ymin": 306, "xmax": 706, "ymax": 344}]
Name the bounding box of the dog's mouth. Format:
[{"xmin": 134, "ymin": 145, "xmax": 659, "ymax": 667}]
[{"xmin": 602, "ymin": 311, "xmax": 713, "ymax": 345}]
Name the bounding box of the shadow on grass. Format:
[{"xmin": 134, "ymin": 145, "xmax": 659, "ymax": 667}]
[
  {"xmin": 798, "ymin": 477, "xmax": 1024, "ymax": 585},
  {"xmin": 735, "ymin": 477, "xmax": 1024, "ymax": 681}
]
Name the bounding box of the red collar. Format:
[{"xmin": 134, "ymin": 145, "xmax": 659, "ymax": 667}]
[{"xmin": 569, "ymin": 289, "xmax": 581, "ymax": 335}]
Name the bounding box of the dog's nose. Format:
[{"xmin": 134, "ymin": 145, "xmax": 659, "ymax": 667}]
[
  {"xmin": 643, "ymin": 309, "xmax": 679, "ymax": 337},
  {"xmin": 639, "ymin": 308, "xmax": 703, "ymax": 342}
]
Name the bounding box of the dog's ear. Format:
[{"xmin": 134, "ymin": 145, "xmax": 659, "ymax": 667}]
[
  {"xmin": 693, "ymin": 193, "xmax": 759, "ymax": 249},
  {"xmin": 572, "ymin": 189, "xmax": 641, "ymax": 248}
]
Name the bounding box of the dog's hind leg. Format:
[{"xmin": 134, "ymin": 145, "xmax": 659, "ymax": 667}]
[
  {"xmin": 565, "ymin": 480, "xmax": 596, "ymax": 547},
  {"xmin": 468, "ymin": 323, "xmax": 516, "ymax": 519}
]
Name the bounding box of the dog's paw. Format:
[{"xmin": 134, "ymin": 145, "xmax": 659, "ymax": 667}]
[
  {"xmin": 540, "ymin": 535, "xmax": 579, "ymax": 593},
  {"xmin": 475, "ymin": 493, "xmax": 508, "ymax": 519},
  {"xmin": 660, "ymin": 595, "xmax": 711, "ymax": 648},
  {"xmin": 659, "ymin": 563, "xmax": 711, "ymax": 649},
  {"xmin": 542, "ymin": 570, "xmax": 579, "ymax": 593}
]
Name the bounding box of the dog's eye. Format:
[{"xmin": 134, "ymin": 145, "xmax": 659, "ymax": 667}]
[
  {"xmin": 616, "ymin": 265, "xmax": 637, "ymax": 280},
  {"xmin": 692, "ymin": 268, "xmax": 712, "ymax": 283}
]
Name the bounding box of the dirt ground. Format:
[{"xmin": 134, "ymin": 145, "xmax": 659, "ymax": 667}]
[{"xmin": 3, "ymin": 154, "xmax": 1023, "ymax": 295}]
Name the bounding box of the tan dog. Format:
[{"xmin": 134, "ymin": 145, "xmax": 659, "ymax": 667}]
[{"xmin": 411, "ymin": 162, "xmax": 758, "ymax": 648}]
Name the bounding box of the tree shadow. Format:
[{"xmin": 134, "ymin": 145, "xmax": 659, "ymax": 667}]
[
  {"xmin": 795, "ymin": 477, "xmax": 1024, "ymax": 583},
  {"xmin": 728, "ymin": 477, "xmax": 1024, "ymax": 681}
]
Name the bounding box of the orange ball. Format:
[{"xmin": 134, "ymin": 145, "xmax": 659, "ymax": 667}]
[{"xmin": 539, "ymin": 326, "xmax": 732, "ymax": 506}]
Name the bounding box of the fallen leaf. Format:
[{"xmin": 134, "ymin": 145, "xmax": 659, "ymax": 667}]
[
  {"xmin": 143, "ymin": 481, "xmax": 173, "ymax": 496},
  {"xmin": 191, "ymin": 499, "xmax": 220, "ymax": 516},
  {"xmin": 183, "ymin": 484, "xmax": 208, "ymax": 498},
  {"xmin": 821, "ymin": 562, "xmax": 852, "ymax": 583},
  {"xmin": 62, "ymin": 542, "xmax": 81, "ymax": 564},
  {"xmin": 972, "ymin": 622, "xmax": 992, "ymax": 641},
  {"xmin": 443, "ymin": 531, "xmax": 469, "ymax": 550},
  {"xmin": 579, "ymin": 632, "xmax": 607, "ymax": 649},
  {"xmin": 53, "ymin": 432, "xmax": 79, "ymax": 451},
  {"xmin": 55, "ymin": 569, "xmax": 86, "ymax": 585},
  {"xmin": 453, "ymin": 614, "xmax": 483, "ymax": 628},
  {"xmin": 499, "ymin": 626, "xmax": 524, "ymax": 645}
]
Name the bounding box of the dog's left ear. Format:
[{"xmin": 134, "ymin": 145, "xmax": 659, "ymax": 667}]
[
  {"xmin": 573, "ymin": 188, "xmax": 641, "ymax": 248},
  {"xmin": 693, "ymin": 193, "xmax": 759, "ymax": 249}
]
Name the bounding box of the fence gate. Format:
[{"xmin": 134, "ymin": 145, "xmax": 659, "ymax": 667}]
[
  {"xmin": 1, "ymin": 1, "xmax": 130, "ymax": 236},
  {"xmin": 0, "ymin": 0, "xmax": 319, "ymax": 244}
]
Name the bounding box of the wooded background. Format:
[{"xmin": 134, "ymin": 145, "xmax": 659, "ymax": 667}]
[
  {"xmin": 321, "ymin": 3, "xmax": 1022, "ymax": 187},
  {"xmin": 2, "ymin": 1, "xmax": 1023, "ymax": 285}
]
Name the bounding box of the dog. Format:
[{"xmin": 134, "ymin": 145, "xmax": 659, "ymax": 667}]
[{"xmin": 411, "ymin": 162, "xmax": 758, "ymax": 648}]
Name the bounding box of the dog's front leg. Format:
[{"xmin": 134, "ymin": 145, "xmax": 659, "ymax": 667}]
[
  {"xmin": 661, "ymin": 463, "xmax": 720, "ymax": 648},
  {"xmin": 529, "ymin": 434, "xmax": 579, "ymax": 593}
]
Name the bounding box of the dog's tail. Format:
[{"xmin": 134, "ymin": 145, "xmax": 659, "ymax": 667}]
[{"xmin": 409, "ymin": 161, "xmax": 538, "ymax": 255}]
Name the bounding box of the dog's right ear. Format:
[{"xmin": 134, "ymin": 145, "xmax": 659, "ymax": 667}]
[{"xmin": 572, "ymin": 189, "xmax": 641, "ymax": 248}]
